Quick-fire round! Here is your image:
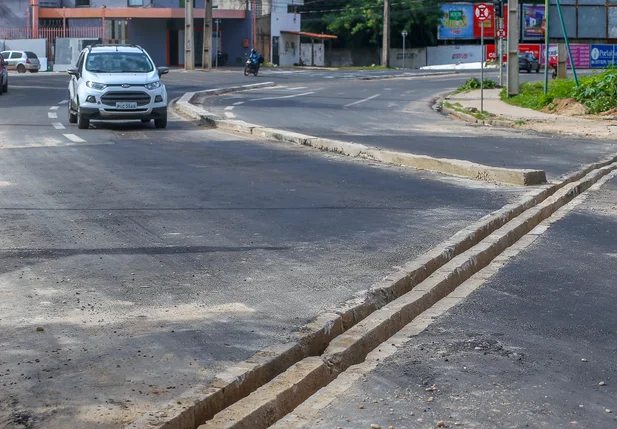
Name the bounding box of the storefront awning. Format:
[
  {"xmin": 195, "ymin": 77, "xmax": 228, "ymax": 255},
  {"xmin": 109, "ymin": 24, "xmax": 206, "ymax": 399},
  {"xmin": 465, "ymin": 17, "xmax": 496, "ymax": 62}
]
[{"xmin": 281, "ymin": 31, "xmax": 338, "ymax": 40}]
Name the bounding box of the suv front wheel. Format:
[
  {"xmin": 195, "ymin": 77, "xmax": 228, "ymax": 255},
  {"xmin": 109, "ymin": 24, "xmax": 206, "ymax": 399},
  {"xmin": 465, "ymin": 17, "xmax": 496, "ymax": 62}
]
[
  {"xmin": 154, "ymin": 113, "xmax": 167, "ymax": 129},
  {"xmin": 77, "ymin": 102, "xmax": 90, "ymax": 129},
  {"xmin": 68, "ymin": 98, "xmax": 77, "ymax": 124}
]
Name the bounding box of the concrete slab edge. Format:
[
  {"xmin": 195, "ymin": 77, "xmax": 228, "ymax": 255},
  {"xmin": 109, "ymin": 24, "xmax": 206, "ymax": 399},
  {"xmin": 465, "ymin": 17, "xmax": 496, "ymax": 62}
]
[
  {"xmin": 202, "ymin": 161, "xmax": 617, "ymax": 429},
  {"xmin": 171, "ymin": 99, "xmax": 545, "ymax": 186}
]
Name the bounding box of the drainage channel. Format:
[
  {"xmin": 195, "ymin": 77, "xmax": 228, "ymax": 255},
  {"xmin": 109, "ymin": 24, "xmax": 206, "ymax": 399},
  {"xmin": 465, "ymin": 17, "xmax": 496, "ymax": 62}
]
[{"xmin": 129, "ymin": 155, "xmax": 617, "ymax": 429}]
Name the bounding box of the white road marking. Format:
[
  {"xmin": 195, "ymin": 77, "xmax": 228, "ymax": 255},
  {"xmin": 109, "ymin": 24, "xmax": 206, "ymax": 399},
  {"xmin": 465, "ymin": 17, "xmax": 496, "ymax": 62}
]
[
  {"xmin": 58, "ymin": 100, "xmax": 68, "ymax": 105},
  {"xmin": 344, "ymin": 93, "xmax": 381, "ymax": 108},
  {"xmin": 48, "ymin": 112, "xmax": 58, "ymax": 119},
  {"xmin": 287, "ymin": 87, "xmax": 308, "ymax": 91},
  {"xmin": 51, "ymin": 122, "xmax": 65, "ymax": 130},
  {"xmin": 63, "ymin": 134, "xmax": 86, "ymax": 143},
  {"xmin": 233, "ymin": 101, "xmax": 245, "ymax": 106},
  {"xmin": 224, "ymin": 106, "xmax": 235, "ymax": 111},
  {"xmin": 224, "ymin": 111, "xmax": 236, "ymax": 118},
  {"xmin": 49, "ymin": 106, "xmax": 59, "ymax": 110},
  {"xmin": 249, "ymin": 91, "xmax": 314, "ymax": 102}
]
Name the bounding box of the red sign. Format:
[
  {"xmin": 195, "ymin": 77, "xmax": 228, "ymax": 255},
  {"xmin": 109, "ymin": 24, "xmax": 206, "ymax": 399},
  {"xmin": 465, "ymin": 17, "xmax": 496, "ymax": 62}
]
[
  {"xmin": 474, "ymin": 4, "xmax": 495, "ymax": 38},
  {"xmin": 497, "ymin": 28, "xmax": 506, "ymax": 39},
  {"xmin": 475, "ymin": 3, "xmax": 491, "ymax": 21},
  {"xmin": 519, "ymin": 43, "xmax": 542, "ymax": 60},
  {"xmin": 485, "ymin": 44, "xmax": 507, "ymax": 62}
]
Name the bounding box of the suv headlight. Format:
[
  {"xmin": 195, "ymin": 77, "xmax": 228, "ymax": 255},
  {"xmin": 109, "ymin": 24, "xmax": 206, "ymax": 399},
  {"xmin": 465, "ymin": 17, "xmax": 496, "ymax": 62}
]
[
  {"xmin": 145, "ymin": 81, "xmax": 161, "ymax": 90},
  {"xmin": 86, "ymin": 81, "xmax": 107, "ymax": 90}
]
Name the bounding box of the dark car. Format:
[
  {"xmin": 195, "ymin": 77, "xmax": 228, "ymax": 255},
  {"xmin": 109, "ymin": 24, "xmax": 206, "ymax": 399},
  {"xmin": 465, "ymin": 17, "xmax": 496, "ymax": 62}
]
[
  {"xmin": 518, "ymin": 52, "xmax": 540, "ymax": 73},
  {"xmin": 0, "ymin": 52, "xmax": 7, "ymax": 95}
]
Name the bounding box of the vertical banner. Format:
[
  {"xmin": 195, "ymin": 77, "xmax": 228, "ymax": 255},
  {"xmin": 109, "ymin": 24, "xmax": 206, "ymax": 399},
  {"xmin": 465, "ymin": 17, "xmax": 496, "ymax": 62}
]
[
  {"xmin": 438, "ymin": 4, "xmax": 475, "ymax": 39},
  {"xmin": 522, "ymin": 4, "xmax": 546, "ymax": 39},
  {"xmin": 474, "ymin": 4, "xmax": 495, "ymax": 38}
]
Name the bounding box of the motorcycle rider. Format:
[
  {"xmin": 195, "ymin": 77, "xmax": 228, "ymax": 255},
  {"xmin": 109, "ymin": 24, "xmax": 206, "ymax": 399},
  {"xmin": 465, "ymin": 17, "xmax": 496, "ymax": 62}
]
[{"xmin": 249, "ymin": 48, "xmax": 261, "ymax": 72}]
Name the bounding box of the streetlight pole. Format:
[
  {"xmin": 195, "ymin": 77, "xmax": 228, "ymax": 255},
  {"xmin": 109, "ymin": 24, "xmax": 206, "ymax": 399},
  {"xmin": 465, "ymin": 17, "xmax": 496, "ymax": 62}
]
[
  {"xmin": 401, "ymin": 30, "xmax": 407, "ymax": 69},
  {"xmin": 215, "ymin": 19, "xmax": 221, "ymax": 69}
]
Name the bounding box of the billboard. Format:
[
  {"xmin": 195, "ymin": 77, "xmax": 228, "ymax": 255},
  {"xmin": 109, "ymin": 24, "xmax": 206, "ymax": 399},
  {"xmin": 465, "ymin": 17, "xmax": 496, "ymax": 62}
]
[
  {"xmin": 522, "ymin": 5, "xmax": 545, "ymax": 39},
  {"xmin": 438, "ymin": 4, "xmax": 474, "ymax": 39},
  {"xmin": 590, "ymin": 45, "xmax": 615, "ymax": 68}
]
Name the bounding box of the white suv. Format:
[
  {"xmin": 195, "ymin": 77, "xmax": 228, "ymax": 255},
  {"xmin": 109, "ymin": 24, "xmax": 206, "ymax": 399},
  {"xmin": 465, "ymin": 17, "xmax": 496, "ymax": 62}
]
[{"xmin": 68, "ymin": 45, "xmax": 169, "ymax": 129}]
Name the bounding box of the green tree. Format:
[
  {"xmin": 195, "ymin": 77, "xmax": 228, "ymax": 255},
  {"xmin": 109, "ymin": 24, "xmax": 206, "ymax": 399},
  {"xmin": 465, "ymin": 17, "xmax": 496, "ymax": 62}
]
[{"xmin": 299, "ymin": 0, "xmax": 441, "ymax": 48}]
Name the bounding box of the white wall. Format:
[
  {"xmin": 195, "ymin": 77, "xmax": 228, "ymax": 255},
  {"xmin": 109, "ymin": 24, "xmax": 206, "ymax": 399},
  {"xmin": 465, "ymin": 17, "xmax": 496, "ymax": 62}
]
[
  {"xmin": 389, "ymin": 48, "xmax": 427, "ymax": 69},
  {"xmin": 427, "ymin": 45, "xmax": 482, "ymax": 66},
  {"xmin": 278, "ymin": 33, "xmax": 299, "ymax": 66},
  {"xmin": 270, "ymin": 12, "xmax": 300, "ymax": 37},
  {"xmin": 2, "ymin": 39, "xmax": 47, "ymax": 59},
  {"xmin": 300, "ymin": 42, "xmax": 324, "ymax": 66}
]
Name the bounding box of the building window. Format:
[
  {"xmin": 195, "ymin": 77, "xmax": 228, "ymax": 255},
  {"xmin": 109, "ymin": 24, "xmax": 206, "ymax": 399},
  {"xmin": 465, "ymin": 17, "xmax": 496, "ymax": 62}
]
[
  {"xmin": 128, "ymin": 0, "xmax": 144, "ymax": 6},
  {"xmin": 75, "ymin": 0, "xmax": 90, "ymax": 6}
]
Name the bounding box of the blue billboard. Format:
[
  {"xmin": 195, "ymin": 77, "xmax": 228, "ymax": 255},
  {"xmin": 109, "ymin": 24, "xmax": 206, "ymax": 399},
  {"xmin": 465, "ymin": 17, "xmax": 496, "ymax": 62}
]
[
  {"xmin": 438, "ymin": 4, "xmax": 475, "ymax": 40},
  {"xmin": 590, "ymin": 45, "xmax": 616, "ymax": 68}
]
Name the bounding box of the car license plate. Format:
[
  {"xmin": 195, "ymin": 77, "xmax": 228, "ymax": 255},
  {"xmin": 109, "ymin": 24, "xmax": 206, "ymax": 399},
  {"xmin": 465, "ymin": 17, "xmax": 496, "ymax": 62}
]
[{"xmin": 116, "ymin": 102, "xmax": 138, "ymax": 109}]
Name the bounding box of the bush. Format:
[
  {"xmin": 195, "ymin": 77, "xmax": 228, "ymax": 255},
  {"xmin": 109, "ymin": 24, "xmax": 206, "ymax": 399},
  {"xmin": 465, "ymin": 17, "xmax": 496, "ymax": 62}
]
[
  {"xmin": 456, "ymin": 77, "xmax": 498, "ymax": 93},
  {"xmin": 573, "ymin": 70, "xmax": 617, "ymax": 114}
]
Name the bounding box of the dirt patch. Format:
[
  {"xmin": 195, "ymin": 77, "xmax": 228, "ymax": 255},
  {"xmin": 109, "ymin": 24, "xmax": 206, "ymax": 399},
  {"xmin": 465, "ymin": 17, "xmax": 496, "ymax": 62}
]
[{"xmin": 542, "ymin": 98, "xmax": 586, "ymax": 116}]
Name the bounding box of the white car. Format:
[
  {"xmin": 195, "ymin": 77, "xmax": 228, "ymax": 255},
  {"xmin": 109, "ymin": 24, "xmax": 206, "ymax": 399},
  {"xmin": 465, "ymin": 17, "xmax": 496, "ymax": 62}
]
[{"xmin": 67, "ymin": 44, "xmax": 169, "ymax": 129}]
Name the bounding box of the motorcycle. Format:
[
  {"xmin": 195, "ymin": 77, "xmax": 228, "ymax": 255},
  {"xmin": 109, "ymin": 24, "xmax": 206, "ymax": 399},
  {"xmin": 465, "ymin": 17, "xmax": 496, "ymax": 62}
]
[
  {"xmin": 549, "ymin": 56, "xmax": 558, "ymax": 80},
  {"xmin": 244, "ymin": 58, "xmax": 259, "ymax": 76}
]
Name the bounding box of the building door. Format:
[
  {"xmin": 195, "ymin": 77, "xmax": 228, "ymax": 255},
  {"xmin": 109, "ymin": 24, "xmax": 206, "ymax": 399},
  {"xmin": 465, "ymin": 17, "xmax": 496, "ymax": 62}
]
[{"xmin": 272, "ymin": 36, "xmax": 279, "ymax": 65}]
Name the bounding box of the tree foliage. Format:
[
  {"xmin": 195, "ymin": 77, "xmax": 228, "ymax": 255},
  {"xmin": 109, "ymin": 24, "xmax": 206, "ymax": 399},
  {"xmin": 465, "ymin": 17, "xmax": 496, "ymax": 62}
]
[{"xmin": 299, "ymin": 0, "xmax": 441, "ymax": 48}]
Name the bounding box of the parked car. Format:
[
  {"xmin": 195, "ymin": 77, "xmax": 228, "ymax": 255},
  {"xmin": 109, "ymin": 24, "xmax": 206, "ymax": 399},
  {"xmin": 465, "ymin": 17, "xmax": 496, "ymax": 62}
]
[
  {"xmin": 67, "ymin": 44, "xmax": 169, "ymax": 129},
  {"xmin": 0, "ymin": 50, "xmax": 41, "ymax": 73},
  {"xmin": 518, "ymin": 52, "xmax": 540, "ymax": 73},
  {"xmin": 0, "ymin": 52, "xmax": 7, "ymax": 95}
]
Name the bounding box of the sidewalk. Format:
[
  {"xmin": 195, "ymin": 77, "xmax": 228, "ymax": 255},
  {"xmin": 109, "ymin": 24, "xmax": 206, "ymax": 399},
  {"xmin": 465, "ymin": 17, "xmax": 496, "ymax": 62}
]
[
  {"xmin": 448, "ymin": 89, "xmax": 617, "ymax": 140},
  {"xmin": 279, "ymin": 172, "xmax": 617, "ymax": 429}
]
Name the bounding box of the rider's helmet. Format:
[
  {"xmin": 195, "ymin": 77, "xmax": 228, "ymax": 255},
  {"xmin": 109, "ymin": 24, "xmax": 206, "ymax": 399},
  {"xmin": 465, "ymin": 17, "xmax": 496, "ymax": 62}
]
[{"xmin": 251, "ymin": 49, "xmax": 257, "ymax": 54}]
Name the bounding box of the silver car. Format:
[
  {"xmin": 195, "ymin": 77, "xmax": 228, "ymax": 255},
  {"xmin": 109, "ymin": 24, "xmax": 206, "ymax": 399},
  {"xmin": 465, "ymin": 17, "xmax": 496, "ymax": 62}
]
[{"xmin": 0, "ymin": 50, "xmax": 41, "ymax": 73}]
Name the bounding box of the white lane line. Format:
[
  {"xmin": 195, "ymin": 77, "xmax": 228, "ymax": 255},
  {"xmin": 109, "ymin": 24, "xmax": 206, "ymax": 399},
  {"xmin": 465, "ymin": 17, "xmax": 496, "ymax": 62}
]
[
  {"xmin": 48, "ymin": 112, "xmax": 58, "ymax": 119},
  {"xmin": 249, "ymin": 91, "xmax": 314, "ymax": 102},
  {"xmin": 224, "ymin": 106, "xmax": 235, "ymax": 111},
  {"xmin": 287, "ymin": 87, "xmax": 308, "ymax": 91},
  {"xmin": 224, "ymin": 111, "xmax": 236, "ymax": 119},
  {"xmin": 58, "ymin": 100, "xmax": 68, "ymax": 105},
  {"xmin": 49, "ymin": 106, "xmax": 59, "ymax": 110},
  {"xmin": 51, "ymin": 122, "xmax": 65, "ymax": 130},
  {"xmin": 344, "ymin": 93, "xmax": 381, "ymax": 108},
  {"xmin": 63, "ymin": 134, "xmax": 86, "ymax": 143},
  {"xmin": 233, "ymin": 101, "xmax": 245, "ymax": 106}
]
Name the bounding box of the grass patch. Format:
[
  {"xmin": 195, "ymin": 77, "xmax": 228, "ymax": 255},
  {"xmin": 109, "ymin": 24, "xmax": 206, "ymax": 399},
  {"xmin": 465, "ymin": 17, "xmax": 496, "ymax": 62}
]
[
  {"xmin": 500, "ymin": 79, "xmax": 575, "ymax": 110},
  {"xmin": 444, "ymin": 100, "xmax": 496, "ymax": 120},
  {"xmin": 501, "ymin": 69, "xmax": 617, "ymax": 114}
]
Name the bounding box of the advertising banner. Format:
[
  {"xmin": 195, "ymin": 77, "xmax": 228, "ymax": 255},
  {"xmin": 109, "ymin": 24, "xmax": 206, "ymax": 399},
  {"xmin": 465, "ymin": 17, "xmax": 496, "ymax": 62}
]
[
  {"xmin": 485, "ymin": 44, "xmax": 507, "ymax": 62},
  {"xmin": 473, "ymin": 4, "xmax": 495, "ymax": 38},
  {"xmin": 522, "ymin": 4, "xmax": 545, "ymax": 39},
  {"xmin": 590, "ymin": 45, "xmax": 616, "ymax": 68},
  {"xmin": 539, "ymin": 44, "xmax": 590, "ymax": 68},
  {"xmin": 438, "ymin": 4, "xmax": 474, "ymax": 39},
  {"xmin": 519, "ymin": 44, "xmax": 542, "ymax": 60}
]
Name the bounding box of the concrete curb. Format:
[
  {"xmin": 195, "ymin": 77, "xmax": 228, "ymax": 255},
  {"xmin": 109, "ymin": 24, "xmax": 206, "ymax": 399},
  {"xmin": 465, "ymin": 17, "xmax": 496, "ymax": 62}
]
[
  {"xmin": 440, "ymin": 101, "xmax": 520, "ymax": 128},
  {"xmin": 127, "ymin": 148, "xmax": 617, "ymax": 429},
  {"xmin": 172, "ymin": 99, "xmax": 546, "ymax": 186},
  {"xmin": 356, "ymin": 71, "xmax": 458, "ymax": 80}
]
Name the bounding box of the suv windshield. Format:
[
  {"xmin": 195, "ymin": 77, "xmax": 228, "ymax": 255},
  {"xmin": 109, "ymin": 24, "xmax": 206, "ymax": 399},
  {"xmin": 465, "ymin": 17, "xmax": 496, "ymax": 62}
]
[{"xmin": 85, "ymin": 52, "xmax": 154, "ymax": 73}]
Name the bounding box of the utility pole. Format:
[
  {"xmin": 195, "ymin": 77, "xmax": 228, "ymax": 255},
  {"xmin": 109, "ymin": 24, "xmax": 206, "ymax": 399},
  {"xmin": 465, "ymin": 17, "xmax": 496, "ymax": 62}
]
[
  {"xmin": 382, "ymin": 0, "xmax": 390, "ymax": 68},
  {"xmin": 401, "ymin": 30, "xmax": 407, "ymax": 69},
  {"xmin": 203, "ymin": 0, "xmax": 213, "ymax": 71},
  {"xmin": 185, "ymin": 0, "xmax": 194, "ymax": 71},
  {"xmin": 215, "ymin": 19, "xmax": 221, "ymax": 68},
  {"xmin": 506, "ymin": 0, "xmax": 519, "ymax": 95}
]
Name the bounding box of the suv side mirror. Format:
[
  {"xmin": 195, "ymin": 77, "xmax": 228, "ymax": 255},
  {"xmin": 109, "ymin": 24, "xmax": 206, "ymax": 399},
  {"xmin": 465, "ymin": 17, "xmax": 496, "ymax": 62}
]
[
  {"xmin": 157, "ymin": 66, "xmax": 169, "ymax": 77},
  {"xmin": 67, "ymin": 68, "xmax": 80, "ymax": 77}
]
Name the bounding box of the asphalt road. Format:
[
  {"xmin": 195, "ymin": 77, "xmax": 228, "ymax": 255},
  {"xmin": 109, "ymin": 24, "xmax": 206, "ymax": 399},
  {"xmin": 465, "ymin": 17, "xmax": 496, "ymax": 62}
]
[
  {"xmin": 202, "ymin": 73, "xmax": 617, "ymax": 180},
  {"xmin": 0, "ymin": 72, "xmax": 528, "ymax": 428},
  {"xmin": 298, "ymin": 173, "xmax": 617, "ymax": 429}
]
